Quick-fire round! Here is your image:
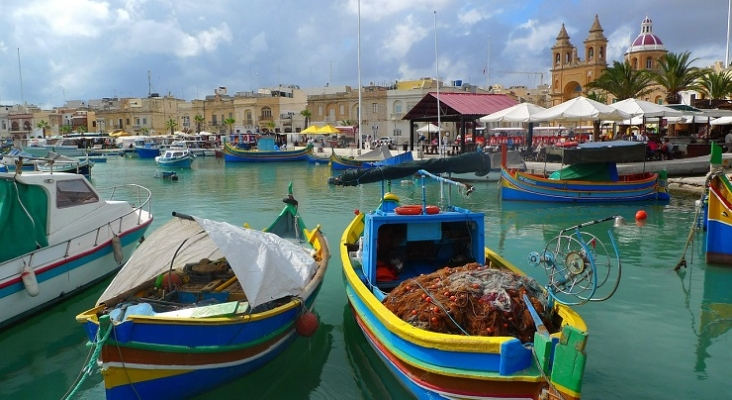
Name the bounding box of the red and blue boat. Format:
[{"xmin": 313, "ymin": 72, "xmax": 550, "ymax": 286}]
[{"xmin": 500, "ymin": 140, "xmax": 670, "ymax": 203}]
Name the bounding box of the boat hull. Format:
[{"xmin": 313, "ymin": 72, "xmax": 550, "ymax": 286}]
[
  {"xmin": 706, "ymin": 173, "xmax": 732, "ymax": 265},
  {"xmin": 155, "ymin": 156, "xmax": 194, "ymax": 168},
  {"xmin": 134, "ymin": 146, "xmax": 161, "ymax": 158},
  {"xmin": 500, "ymin": 168, "xmax": 670, "ymax": 203},
  {"xmin": 223, "ymin": 143, "xmax": 313, "ymax": 162},
  {"xmin": 0, "ymin": 217, "xmax": 151, "ymax": 330}
]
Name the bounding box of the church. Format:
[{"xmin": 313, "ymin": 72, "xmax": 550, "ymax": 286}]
[{"xmin": 549, "ymin": 15, "xmax": 668, "ymax": 106}]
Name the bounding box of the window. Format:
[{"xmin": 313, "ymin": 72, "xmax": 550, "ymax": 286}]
[
  {"xmin": 56, "ymin": 179, "xmax": 99, "ymax": 209},
  {"xmin": 646, "ymin": 57, "xmax": 652, "ymax": 69},
  {"xmin": 588, "ymin": 47, "xmax": 594, "ymax": 60},
  {"xmin": 212, "ymin": 115, "xmax": 218, "ymax": 125},
  {"xmin": 126, "ymin": 118, "xmax": 130, "ymax": 125},
  {"xmin": 372, "ymin": 103, "xmax": 378, "ymax": 113},
  {"xmin": 329, "ymin": 108, "xmax": 335, "ymax": 118},
  {"xmin": 393, "ymin": 101, "xmax": 402, "ymax": 113},
  {"xmin": 393, "ymin": 128, "xmax": 402, "ymax": 137},
  {"xmin": 340, "ymin": 104, "xmax": 345, "ymax": 114},
  {"xmin": 142, "ymin": 118, "xmax": 147, "ymax": 125},
  {"xmin": 318, "ymin": 105, "xmax": 323, "ymax": 116},
  {"xmin": 262, "ymin": 107, "xmax": 272, "ymax": 118},
  {"xmin": 555, "ymin": 53, "xmax": 560, "ymax": 65}
]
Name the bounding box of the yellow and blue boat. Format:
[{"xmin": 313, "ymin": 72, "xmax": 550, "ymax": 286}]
[
  {"xmin": 75, "ymin": 183, "xmax": 330, "ymax": 400},
  {"xmin": 223, "ymin": 137, "xmax": 313, "ymax": 162},
  {"xmin": 338, "ymin": 170, "xmax": 622, "ymax": 399},
  {"xmin": 706, "ymin": 172, "xmax": 732, "ymax": 265}
]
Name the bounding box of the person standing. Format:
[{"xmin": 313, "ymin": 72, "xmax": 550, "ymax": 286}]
[{"xmin": 725, "ymin": 130, "xmax": 732, "ymax": 153}]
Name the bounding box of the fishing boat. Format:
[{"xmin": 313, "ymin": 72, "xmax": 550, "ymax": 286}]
[
  {"xmin": 0, "ymin": 165, "xmax": 153, "ymax": 330},
  {"xmin": 328, "ymin": 151, "xmax": 493, "ymax": 186},
  {"xmin": 338, "ymin": 168, "xmax": 624, "ymax": 400},
  {"xmin": 223, "ymin": 137, "xmax": 313, "ymax": 163},
  {"xmin": 133, "ymin": 138, "xmax": 163, "ymax": 158},
  {"xmin": 36, "ymin": 152, "xmax": 94, "ymax": 177},
  {"xmin": 75, "ymin": 183, "xmax": 330, "ymax": 400},
  {"xmin": 705, "ymin": 171, "xmax": 732, "ymax": 265},
  {"xmin": 500, "ymin": 140, "xmax": 670, "ymax": 203},
  {"xmin": 155, "ymin": 147, "xmax": 195, "ymax": 168}
]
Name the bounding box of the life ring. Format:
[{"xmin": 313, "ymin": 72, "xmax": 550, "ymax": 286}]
[{"xmin": 394, "ymin": 205, "xmax": 440, "ymax": 215}]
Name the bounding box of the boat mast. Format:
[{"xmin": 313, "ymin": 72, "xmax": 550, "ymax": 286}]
[
  {"xmin": 727, "ymin": 0, "xmax": 731, "ymax": 67},
  {"xmin": 434, "ymin": 11, "xmax": 441, "ymax": 156},
  {"xmin": 17, "ymin": 48, "xmax": 25, "ymax": 107},
  {"xmin": 357, "ymin": 0, "xmax": 363, "ymax": 155}
]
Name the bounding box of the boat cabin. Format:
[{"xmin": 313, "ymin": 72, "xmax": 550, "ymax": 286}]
[{"xmin": 359, "ymin": 201, "xmax": 485, "ymax": 298}]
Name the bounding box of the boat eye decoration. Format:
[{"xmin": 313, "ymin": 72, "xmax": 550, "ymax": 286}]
[{"xmin": 530, "ymin": 215, "xmax": 624, "ymax": 306}]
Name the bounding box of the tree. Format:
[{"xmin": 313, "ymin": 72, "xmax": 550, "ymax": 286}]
[
  {"xmin": 585, "ymin": 60, "xmax": 655, "ymax": 101},
  {"xmin": 36, "ymin": 120, "xmax": 50, "ymax": 137},
  {"xmin": 697, "ymin": 70, "xmax": 732, "ymax": 102},
  {"xmin": 194, "ymin": 114, "xmax": 205, "ymax": 133},
  {"xmin": 60, "ymin": 125, "xmax": 72, "ymax": 135},
  {"xmin": 75, "ymin": 125, "xmax": 88, "ymax": 134},
  {"xmin": 300, "ymin": 109, "xmax": 312, "ymax": 128},
  {"xmin": 265, "ymin": 120, "xmax": 277, "ymax": 134},
  {"xmin": 649, "ymin": 51, "xmax": 708, "ymax": 104},
  {"xmin": 166, "ymin": 118, "xmax": 177, "ymax": 135},
  {"xmin": 224, "ymin": 117, "xmax": 236, "ymax": 134}
]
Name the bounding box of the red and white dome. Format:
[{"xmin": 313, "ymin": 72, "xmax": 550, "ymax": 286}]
[{"xmin": 625, "ymin": 16, "xmax": 665, "ymax": 54}]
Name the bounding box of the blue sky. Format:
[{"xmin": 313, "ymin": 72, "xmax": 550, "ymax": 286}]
[{"xmin": 0, "ymin": 0, "xmax": 729, "ymax": 108}]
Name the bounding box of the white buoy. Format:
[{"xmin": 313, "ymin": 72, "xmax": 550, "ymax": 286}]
[
  {"xmin": 21, "ymin": 264, "xmax": 39, "ymax": 297},
  {"xmin": 112, "ymin": 234, "xmax": 124, "ymax": 264}
]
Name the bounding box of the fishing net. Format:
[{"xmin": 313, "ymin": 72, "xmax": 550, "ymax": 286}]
[{"xmin": 382, "ymin": 262, "xmax": 558, "ymax": 342}]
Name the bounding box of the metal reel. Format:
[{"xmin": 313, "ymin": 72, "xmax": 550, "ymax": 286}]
[{"xmin": 537, "ymin": 230, "xmax": 619, "ymax": 306}]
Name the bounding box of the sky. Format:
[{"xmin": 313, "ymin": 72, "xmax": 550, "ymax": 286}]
[{"xmin": 0, "ymin": 0, "xmax": 730, "ymax": 109}]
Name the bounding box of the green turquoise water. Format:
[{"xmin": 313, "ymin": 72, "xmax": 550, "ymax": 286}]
[{"xmin": 0, "ymin": 156, "xmax": 729, "ymax": 400}]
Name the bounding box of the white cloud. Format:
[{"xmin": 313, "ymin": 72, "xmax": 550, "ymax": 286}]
[
  {"xmin": 380, "ymin": 15, "xmax": 430, "ymax": 61},
  {"xmin": 13, "ymin": 0, "xmax": 112, "ymax": 38}
]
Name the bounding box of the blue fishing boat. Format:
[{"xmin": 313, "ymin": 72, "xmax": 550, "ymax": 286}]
[
  {"xmin": 134, "ymin": 139, "xmax": 163, "ymax": 158},
  {"xmin": 337, "ymin": 168, "xmax": 624, "ymax": 400},
  {"xmin": 500, "ymin": 140, "xmax": 670, "ymax": 203},
  {"xmin": 156, "ymin": 148, "xmax": 194, "ymax": 168},
  {"xmin": 224, "ymin": 137, "xmax": 313, "ymax": 162},
  {"xmin": 75, "ymin": 183, "xmax": 330, "ymax": 400},
  {"xmin": 706, "ymin": 172, "xmax": 732, "ymax": 266}
]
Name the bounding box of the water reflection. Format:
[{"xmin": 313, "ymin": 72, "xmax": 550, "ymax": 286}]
[{"xmin": 677, "ymin": 265, "xmax": 732, "ymax": 378}]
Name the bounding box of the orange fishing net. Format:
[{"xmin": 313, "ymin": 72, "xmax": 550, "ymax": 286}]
[{"xmin": 382, "ymin": 262, "xmax": 557, "ymax": 342}]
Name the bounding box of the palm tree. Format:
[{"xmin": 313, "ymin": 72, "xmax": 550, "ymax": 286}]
[
  {"xmin": 300, "ymin": 109, "xmax": 312, "ymax": 128},
  {"xmin": 265, "ymin": 120, "xmax": 277, "ymax": 134},
  {"xmin": 166, "ymin": 118, "xmax": 177, "ymax": 135},
  {"xmin": 585, "ymin": 60, "xmax": 655, "ymax": 101},
  {"xmin": 697, "ymin": 70, "xmax": 732, "ymax": 103},
  {"xmin": 194, "ymin": 114, "xmax": 205, "ymax": 133},
  {"xmin": 36, "ymin": 120, "xmax": 50, "ymax": 137},
  {"xmin": 649, "ymin": 51, "xmax": 708, "ymax": 104},
  {"xmin": 224, "ymin": 117, "xmax": 236, "ymax": 134},
  {"xmin": 60, "ymin": 125, "xmax": 72, "ymax": 135},
  {"xmin": 75, "ymin": 125, "xmax": 88, "ymax": 135}
]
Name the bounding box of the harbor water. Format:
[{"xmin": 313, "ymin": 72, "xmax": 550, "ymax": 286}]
[{"xmin": 0, "ymin": 155, "xmax": 730, "ymax": 400}]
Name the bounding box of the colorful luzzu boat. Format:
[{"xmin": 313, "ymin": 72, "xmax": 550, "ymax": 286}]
[
  {"xmin": 706, "ymin": 171, "xmax": 732, "ymax": 265},
  {"xmin": 338, "ymin": 170, "xmax": 625, "ymax": 399},
  {"xmin": 500, "ymin": 140, "xmax": 670, "ymax": 203}
]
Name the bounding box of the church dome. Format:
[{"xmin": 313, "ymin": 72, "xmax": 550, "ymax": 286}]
[{"xmin": 625, "ymin": 16, "xmax": 665, "ymax": 54}]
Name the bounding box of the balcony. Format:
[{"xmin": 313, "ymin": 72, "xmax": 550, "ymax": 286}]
[
  {"xmin": 390, "ymin": 113, "xmax": 404, "ymax": 120},
  {"xmin": 259, "ymin": 115, "xmax": 273, "ymax": 121}
]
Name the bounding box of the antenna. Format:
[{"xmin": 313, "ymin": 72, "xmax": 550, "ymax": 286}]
[
  {"xmin": 357, "ymin": 0, "xmax": 362, "ymax": 154},
  {"xmin": 486, "ymin": 35, "xmax": 491, "ymax": 90},
  {"xmin": 17, "ymin": 48, "xmax": 25, "ymax": 106},
  {"xmin": 727, "ymin": 0, "xmax": 731, "ymax": 67}
]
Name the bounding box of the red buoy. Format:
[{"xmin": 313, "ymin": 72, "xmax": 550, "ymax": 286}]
[
  {"xmin": 295, "ymin": 311, "xmax": 319, "ymax": 337},
  {"xmin": 635, "ymin": 210, "xmax": 648, "ymax": 220},
  {"xmin": 161, "ymin": 272, "xmax": 183, "ymax": 288}
]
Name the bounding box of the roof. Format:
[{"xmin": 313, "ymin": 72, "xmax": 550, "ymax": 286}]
[{"xmin": 402, "ymin": 92, "xmax": 518, "ymax": 122}]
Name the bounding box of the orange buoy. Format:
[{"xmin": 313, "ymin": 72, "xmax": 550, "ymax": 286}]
[
  {"xmin": 295, "ymin": 311, "xmax": 319, "ymax": 337},
  {"xmin": 160, "ymin": 272, "xmax": 183, "ymax": 289},
  {"xmin": 394, "ymin": 205, "xmax": 440, "ymax": 215},
  {"xmin": 635, "ymin": 210, "xmax": 648, "ymax": 220}
]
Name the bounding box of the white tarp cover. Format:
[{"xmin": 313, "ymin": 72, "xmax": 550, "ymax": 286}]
[
  {"xmin": 98, "ymin": 217, "xmax": 317, "ymax": 308},
  {"xmin": 480, "ymin": 102, "xmax": 547, "ymax": 123}
]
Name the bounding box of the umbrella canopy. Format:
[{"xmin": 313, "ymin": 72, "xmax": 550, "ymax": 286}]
[
  {"xmin": 710, "ymin": 116, "xmax": 732, "ymax": 125},
  {"xmin": 479, "ymin": 102, "xmax": 547, "ymax": 123},
  {"xmin": 533, "ymin": 96, "xmax": 631, "ymax": 122},
  {"xmin": 316, "ymin": 124, "xmax": 341, "ymax": 134},
  {"xmin": 416, "ymin": 123, "xmax": 446, "ymax": 133},
  {"xmin": 608, "ymin": 98, "xmax": 682, "ymax": 118},
  {"xmin": 301, "ymin": 125, "xmax": 321, "ymax": 134}
]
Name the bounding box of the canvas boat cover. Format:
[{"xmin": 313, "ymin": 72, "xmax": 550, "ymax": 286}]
[{"xmin": 98, "ymin": 216, "xmax": 317, "ymax": 308}]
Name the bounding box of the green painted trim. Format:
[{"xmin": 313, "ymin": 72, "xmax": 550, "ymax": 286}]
[{"xmin": 550, "ymin": 325, "xmax": 588, "ymax": 394}]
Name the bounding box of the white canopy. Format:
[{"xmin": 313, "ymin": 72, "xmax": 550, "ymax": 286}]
[
  {"xmin": 98, "ymin": 216, "xmax": 317, "ymax": 308},
  {"xmin": 416, "ymin": 124, "xmax": 447, "ymax": 133},
  {"xmin": 533, "ymin": 96, "xmax": 632, "ymax": 122},
  {"xmin": 480, "ymin": 102, "xmax": 547, "ymax": 123},
  {"xmin": 608, "ymin": 98, "xmax": 682, "ymax": 118},
  {"xmin": 710, "ymin": 116, "xmax": 732, "ymax": 125}
]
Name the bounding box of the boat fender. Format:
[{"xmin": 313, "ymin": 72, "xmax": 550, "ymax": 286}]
[
  {"xmin": 394, "ymin": 205, "xmax": 440, "ymax": 215},
  {"xmin": 21, "ymin": 264, "xmax": 39, "ymax": 297},
  {"xmin": 296, "ymin": 311, "xmax": 319, "ymax": 337},
  {"xmin": 112, "ymin": 234, "xmax": 124, "ymax": 264}
]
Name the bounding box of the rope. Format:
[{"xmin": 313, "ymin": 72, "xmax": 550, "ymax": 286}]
[
  {"xmin": 674, "ymin": 169, "xmax": 720, "ymax": 271},
  {"xmin": 529, "ymin": 344, "xmax": 567, "ymax": 400},
  {"xmin": 61, "ymin": 322, "xmax": 114, "ymax": 400}
]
